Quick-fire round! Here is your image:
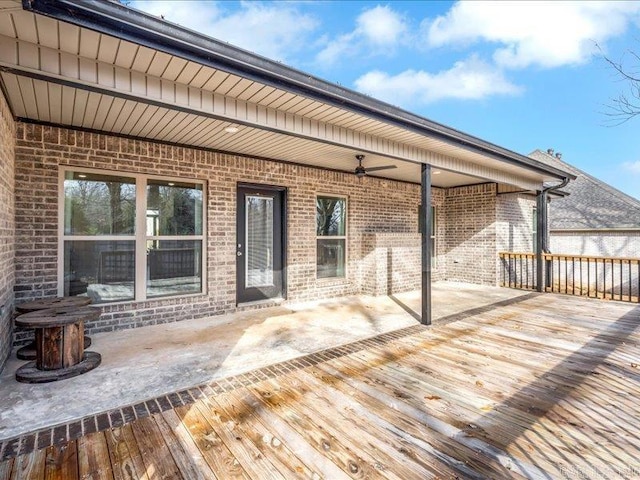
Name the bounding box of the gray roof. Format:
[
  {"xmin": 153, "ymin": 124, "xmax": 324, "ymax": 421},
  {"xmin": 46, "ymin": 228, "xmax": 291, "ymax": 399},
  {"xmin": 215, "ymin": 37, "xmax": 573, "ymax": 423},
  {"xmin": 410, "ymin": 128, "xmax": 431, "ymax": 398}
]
[{"xmin": 529, "ymin": 149, "xmax": 640, "ymax": 230}]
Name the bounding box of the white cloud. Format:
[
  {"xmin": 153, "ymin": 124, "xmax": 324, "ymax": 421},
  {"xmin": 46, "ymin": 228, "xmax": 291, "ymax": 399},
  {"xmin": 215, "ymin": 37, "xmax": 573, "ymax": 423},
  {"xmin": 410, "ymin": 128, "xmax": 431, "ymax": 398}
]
[
  {"xmin": 357, "ymin": 5, "xmax": 407, "ymax": 46},
  {"xmin": 354, "ymin": 56, "xmax": 522, "ymax": 106},
  {"xmin": 623, "ymin": 161, "xmax": 640, "ymax": 174},
  {"xmin": 130, "ymin": 1, "xmax": 317, "ymax": 61},
  {"xmin": 425, "ymin": 1, "xmax": 640, "ymax": 69},
  {"xmin": 316, "ymin": 5, "xmax": 408, "ymax": 66}
]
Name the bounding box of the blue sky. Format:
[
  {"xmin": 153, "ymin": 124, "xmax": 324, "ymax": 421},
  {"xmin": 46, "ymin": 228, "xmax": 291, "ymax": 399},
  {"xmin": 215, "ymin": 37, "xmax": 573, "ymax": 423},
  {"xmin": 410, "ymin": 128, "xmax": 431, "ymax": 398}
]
[{"xmin": 130, "ymin": 1, "xmax": 640, "ymax": 200}]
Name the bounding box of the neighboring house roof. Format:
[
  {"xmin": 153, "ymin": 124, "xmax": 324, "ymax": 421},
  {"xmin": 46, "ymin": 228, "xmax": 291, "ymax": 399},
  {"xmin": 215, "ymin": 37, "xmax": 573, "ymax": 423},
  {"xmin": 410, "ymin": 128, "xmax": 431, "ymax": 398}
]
[{"xmin": 529, "ymin": 149, "xmax": 640, "ymax": 230}]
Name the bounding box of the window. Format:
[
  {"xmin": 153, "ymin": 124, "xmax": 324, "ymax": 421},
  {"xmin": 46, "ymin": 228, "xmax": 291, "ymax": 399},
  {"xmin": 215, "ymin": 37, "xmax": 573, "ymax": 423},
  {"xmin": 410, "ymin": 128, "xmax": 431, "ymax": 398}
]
[
  {"xmin": 418, "ymin": 205, "xmax": 437, "ymax": 266},
  {"xmin": 316, "ymin": 196, "xmax": 346, "ymax": 278},
  {"xmin": 60, "ymin": 169, "xmax": 205, "ymax": 304}
]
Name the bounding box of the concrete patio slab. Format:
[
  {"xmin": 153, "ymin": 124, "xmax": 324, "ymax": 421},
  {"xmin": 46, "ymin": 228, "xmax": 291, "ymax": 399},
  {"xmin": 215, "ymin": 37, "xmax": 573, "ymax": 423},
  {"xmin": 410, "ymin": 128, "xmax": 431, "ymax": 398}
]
[{"xmin": 0, "ymin": 282, "xmax": 529, "ymax": 440}]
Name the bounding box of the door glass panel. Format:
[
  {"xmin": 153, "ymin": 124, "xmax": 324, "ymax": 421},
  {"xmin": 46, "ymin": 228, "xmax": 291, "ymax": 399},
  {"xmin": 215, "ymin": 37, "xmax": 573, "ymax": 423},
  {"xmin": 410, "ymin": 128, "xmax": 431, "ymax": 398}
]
[{"xmin": 246, "ymin": 195, "xmax": 274, "ymax": 287}]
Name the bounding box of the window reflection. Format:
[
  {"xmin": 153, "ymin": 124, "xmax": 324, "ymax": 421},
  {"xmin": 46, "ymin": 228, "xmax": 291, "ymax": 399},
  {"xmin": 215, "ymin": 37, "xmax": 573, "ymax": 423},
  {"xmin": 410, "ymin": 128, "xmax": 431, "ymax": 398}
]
[
  {"xmin": 64, "ymin": 172, "xmax": 135, "ymax": 235},
  {"xmin": 146, "ymin": 180, "xmax": 202, "ymax": 236},
  {"xmin": 316, "ymin": 196, "xmax": 347, "ymax": 278},
  {"xmin": 63, "ymin": 240, "xmax": 135, "ymax": 303},
  {"xmin": 146, "ymin": 240, "xmax": 202, "ymax": 298}
]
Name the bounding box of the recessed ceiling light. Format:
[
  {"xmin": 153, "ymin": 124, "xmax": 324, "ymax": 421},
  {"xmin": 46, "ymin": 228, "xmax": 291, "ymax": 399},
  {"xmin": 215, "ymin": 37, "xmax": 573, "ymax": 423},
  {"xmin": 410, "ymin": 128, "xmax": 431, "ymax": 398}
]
[
  {"xmin": 78, "ymin": 174, "xmax": 87, "ymax": 178},
  {"xmin": 224, "ymin": 126, "xmax": 239, "ymax": 133},
  {"xmin": 168, "ymin": 182, "xmax": 175, "ymax": 186},
  {"xmin": 433, "ymin": 170, "xmax": 442, "ymax": 175}
]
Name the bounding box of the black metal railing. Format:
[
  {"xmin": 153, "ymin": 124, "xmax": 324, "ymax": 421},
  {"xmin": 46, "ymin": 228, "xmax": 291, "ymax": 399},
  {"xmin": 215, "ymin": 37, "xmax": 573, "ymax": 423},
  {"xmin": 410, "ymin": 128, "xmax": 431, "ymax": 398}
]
[
  {"xmin": 499, "ymin": 252, "xmax": 537, "ymax": 290},
  {"xmin": 99, "ymin": 248, "xmax": 198, "ymax": 283},
  {"xmin": 499, "ymin": 252, "xmax": 640, "ymax": 303},
  {"xmin": 148, "ymin": 248, "xmax": 198, "ymax": 280}
]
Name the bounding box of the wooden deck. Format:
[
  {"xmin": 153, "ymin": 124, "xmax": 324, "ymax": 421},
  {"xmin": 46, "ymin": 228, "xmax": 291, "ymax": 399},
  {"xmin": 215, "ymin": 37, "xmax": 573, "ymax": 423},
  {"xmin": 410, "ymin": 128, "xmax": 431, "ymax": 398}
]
[{"xmin": 1, "ymin": 292, "xmax": 639, "ymax": 479}]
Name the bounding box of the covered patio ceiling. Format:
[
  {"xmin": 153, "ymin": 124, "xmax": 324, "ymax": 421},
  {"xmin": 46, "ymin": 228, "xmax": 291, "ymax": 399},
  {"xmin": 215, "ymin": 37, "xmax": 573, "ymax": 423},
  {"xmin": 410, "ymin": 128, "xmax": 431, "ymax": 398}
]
[
  {"xmin": 0, "ymin": 71, "xmax": 480, "ymax": 188},
  {"xmin": 0, "ymin": 0, "xmax": 572, "ymax": 190}
]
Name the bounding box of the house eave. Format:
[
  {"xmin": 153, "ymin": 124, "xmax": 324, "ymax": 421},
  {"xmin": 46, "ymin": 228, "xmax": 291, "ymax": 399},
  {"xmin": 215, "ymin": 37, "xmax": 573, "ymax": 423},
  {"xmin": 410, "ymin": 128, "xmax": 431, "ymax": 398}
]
[{"xmin": 23, "ymin": 0, "xmax": 572, "ymax": 183}]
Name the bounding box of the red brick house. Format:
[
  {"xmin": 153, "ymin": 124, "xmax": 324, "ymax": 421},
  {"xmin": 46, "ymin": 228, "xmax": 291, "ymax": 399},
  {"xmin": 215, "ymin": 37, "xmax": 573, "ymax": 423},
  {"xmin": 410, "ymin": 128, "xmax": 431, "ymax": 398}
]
[{"xmin": 0, "ymin": 0, "xmax": 572, "ymax": 373}]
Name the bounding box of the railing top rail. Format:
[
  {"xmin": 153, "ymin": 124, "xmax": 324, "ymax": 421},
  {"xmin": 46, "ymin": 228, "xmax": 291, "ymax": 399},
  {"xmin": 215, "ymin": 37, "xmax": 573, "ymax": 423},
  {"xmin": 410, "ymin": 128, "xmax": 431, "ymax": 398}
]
[
  {"xmin": 542, "ymin": 253, "xmax": 640, "ymax": 263},
  {"xmin": 499, "ymin": 251, "xmax": 640, "ymax": 263}
]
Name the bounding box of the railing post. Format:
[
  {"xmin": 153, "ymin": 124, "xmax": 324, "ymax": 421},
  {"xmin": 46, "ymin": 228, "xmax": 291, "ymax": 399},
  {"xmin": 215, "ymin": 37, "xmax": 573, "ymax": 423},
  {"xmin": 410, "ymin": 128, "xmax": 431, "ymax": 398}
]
[
  {"xmin": 421, "ymin": 163, "xmax": 432, "ymax": 325},
  {"xmin": 535, "ymin": 190, "xmax": 546, "ymax": 292}
]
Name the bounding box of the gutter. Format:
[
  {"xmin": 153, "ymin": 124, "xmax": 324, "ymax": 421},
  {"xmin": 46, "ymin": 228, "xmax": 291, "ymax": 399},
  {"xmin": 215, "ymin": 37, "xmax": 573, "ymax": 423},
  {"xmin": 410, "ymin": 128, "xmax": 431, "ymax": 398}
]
[
  {"xmin": 23, "ymin": 0, "xmax": 572, "ymax": 181},
  {"xmin": 535, "ymin": 176, "xmax": 572, "ymax": 291},
  {"xmin": 544, "ymin": 177, "xmax": 571, "ymax": 196},
  {"xmin": 541, "ymin": 177, "xmax": 572, "ymax": 254}
]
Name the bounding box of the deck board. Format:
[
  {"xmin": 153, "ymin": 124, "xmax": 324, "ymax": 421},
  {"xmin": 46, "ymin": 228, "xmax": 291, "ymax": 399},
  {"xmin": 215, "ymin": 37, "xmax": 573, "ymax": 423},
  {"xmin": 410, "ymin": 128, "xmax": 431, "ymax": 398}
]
[
  {"xmin": 194, "ymin": 395, "xmax": 286, "ymax": 480},
  {"xmin": 78, "ymin": 432, "xmax": 113, "ymax": 480},
  {"xmin": 10, "ymin": 448, "xmax": 45, "ymax": 480},
  {"xmin": 44, "ymin": 441, "xmax": 79, "ymax": 480},
  {"xmin": 212, "ymin": 390, "xmax": 314, "ymax": 479},
  {"xmin": 173, "ymin": 404, "xmax": 248, "ymax": 480},
  {"xmin": 1, "ymin": 293, "xmax": 639, "ymax": 479},
  {"xmin": 130, "ymin": 416, "xmax": 182, "ymax": 479},
  {"xmin": 103, "ymin": 425, "xmax": 147, "ymax": 480}
]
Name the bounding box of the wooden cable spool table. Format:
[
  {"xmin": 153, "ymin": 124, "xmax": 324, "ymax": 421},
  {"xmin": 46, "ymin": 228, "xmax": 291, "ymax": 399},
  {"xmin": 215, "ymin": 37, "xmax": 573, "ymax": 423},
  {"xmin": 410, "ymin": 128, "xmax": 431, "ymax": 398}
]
[
  {"xmin": 16, "ymin": 297, "xmax": 93, "ymax": 361},
  {"xmin": 15, "ymin": 306, "xmax": 102, "ymax": 383}
]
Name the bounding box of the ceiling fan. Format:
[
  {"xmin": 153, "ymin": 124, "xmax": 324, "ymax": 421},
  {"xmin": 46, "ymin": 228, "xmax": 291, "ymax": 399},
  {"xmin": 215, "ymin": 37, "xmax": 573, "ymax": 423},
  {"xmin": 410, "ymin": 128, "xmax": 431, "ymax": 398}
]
[{"xmin": 354, "ymin": 154, "xmax": 397, "ymax": 178}]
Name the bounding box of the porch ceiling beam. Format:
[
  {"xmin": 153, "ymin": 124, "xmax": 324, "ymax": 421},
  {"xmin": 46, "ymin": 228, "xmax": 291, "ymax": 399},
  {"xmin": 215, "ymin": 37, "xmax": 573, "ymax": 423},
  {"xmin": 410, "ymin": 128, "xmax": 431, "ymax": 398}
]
[{"xmin": 0, "ymin": 35, "xmax": 543, "ymax": 190}]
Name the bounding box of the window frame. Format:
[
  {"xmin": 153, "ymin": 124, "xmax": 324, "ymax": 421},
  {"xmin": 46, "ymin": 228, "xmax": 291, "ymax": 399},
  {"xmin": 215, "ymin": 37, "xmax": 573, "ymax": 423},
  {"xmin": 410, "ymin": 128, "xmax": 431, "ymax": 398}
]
[
  {"xmin": 315, "ymin": 194, "xmax": 348, "ymax": 280},
  {"xmin": 58, "ymin": 166, "xmax": 207, "ymax": 304}
]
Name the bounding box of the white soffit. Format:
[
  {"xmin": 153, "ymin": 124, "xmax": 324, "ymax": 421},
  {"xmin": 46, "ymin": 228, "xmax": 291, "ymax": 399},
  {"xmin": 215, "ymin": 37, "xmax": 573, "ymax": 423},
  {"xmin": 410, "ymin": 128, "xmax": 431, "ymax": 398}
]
[
  {"xmin": 0, "ymin": 3, "xmax": 551, "ymax": 190},
  {"xmin": 0, "ymin": 71, "xmax": 483, "ymax": 187}
]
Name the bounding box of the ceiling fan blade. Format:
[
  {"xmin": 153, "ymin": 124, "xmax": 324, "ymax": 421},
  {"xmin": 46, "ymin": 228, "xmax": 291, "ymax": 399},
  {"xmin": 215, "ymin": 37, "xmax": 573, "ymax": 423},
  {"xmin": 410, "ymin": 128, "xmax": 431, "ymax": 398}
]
[{"xmin": 365, "ymin": 165, "xmax": 397, "ymax": 172}]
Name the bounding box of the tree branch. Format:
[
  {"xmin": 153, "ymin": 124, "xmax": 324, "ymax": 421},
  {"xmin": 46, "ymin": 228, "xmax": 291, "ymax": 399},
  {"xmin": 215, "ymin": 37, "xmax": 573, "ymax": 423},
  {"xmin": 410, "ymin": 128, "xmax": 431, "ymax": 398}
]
[{"xmin": 599, "ymin": 42, "xmax": 640, "ymax": 125}]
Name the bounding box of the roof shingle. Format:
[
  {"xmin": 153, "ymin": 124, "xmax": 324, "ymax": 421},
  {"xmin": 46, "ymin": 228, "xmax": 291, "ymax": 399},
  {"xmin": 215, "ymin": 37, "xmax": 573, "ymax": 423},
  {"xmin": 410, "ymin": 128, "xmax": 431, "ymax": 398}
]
[{"xmin": 529, "ymin": 149, "xmax": 640, "ymax": 230}]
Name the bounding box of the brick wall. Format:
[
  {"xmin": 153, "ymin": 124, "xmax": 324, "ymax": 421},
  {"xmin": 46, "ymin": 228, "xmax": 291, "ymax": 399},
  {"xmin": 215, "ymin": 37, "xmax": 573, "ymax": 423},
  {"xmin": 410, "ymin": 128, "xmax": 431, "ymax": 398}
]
[
  {"xmin": 360, "ymin": 187, "xmax": 446, "ymax": 295},
  {"xmin": 443, "ymin": 183, "xmax": 498, "ymax": 285},
  {"xmin": 550, "ymin": 231, "xmax": 640, "ymax": 258},
  {"xmin": 496, "ymin": 192, "xmax": 537, "ymax": 286},
  {"xmin": 0, "ymin": 89, "xmax": 15, "ymax": 370},
  {"xmin": 13, "ymin": 123, "xmax": 435, "ymax": 342},
  {"xmin": 12, "ymin": 123, "xmax": 532, "ymax": 343},
  {"xmin": 361, "ymin": 233, "xmax": 426, "ymax": 296},
  {"xmin": 496, "ymin": 193, "xmax": 536, "ymax": 253}
]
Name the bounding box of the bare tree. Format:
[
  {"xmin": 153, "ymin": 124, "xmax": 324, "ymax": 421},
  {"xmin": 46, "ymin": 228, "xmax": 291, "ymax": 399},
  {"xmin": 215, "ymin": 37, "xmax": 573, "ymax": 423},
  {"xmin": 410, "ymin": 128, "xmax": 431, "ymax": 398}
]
[
  {"xmin": 602, "ymin": 45, "xmax": 640, "ymax": 125},
  {"xmin": 317, "ymin": 198, "xmax": 344, "ymax": 236}
]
